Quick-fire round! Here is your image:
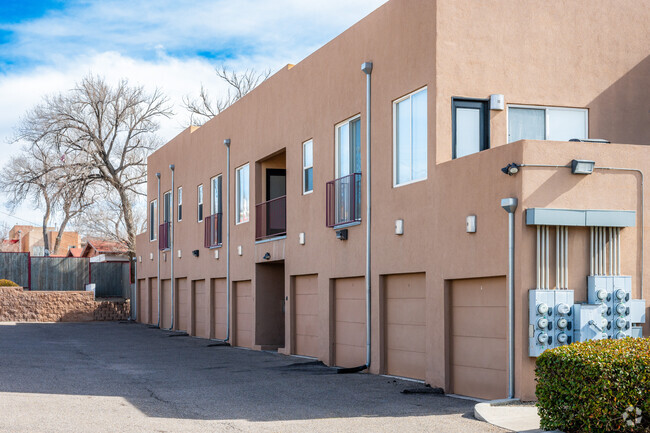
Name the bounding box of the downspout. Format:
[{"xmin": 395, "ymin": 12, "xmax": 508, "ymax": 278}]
[
  {"xmin": 131, "ymin": 256, "xmax": 137, "ymax": 321},
  {"xmin": 168, "ymin": 164, "xmax": 175, "ymax": 330},
  {"xmin": 210, "ymin": 139, "xmax": 231, "ymax": 346},
  {"xmin": 156, "ymin": 172, "xmax": 161, "ymax": 329},
  {"xmin": 339, "ymin": 61, "xmax": 373, "ymax": 374},
  {"xmin": 501, "ymin": 198, "xmax": 518, "ymax": 400}
]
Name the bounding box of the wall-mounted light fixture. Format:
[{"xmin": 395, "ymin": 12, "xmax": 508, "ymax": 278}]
[
  {"xmin": 263, "ymin": 252, "xmax": 271, "ymax": 260},
  {"xmin": 395, "ymin": 219, "xmax": 404, "ymax": 235},
  {"xmin": 571, "ymin": 159, "xmax": 595, "ymax": 175},
  {"xmin": 501, "ymin": 163, "xmax": 520, "ymax": 176},
  {"xmin": 192, "ymin": 249, "xmax": 199, "ymax": 257},
  {"xmin": 299, "ymin": 232, "xmax": 306, "ymax": 245},
  {"xmin": 336, "ymin": 229, "xmax": 348, "ymax": 241}
]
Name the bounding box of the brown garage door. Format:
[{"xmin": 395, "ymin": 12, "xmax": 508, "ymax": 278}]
[
  {"xmin": 335, "ymin": 277, "xmax": 365, "ymax": 368},
  {"xmin": 150, "ymin": 277, "xmax": 158, "ymax": 325},
  {"xmin": 177, "ymin": 278, "xmax": 190, "ymax": 332},
  {"xmin": 294, "ymin": 274, "xmax": 319, "ymax": 358},
  {"xmin": 137, "ymin": 279, "xmax": 148, "ymax": 324},
  {"xmin": 212, "ymin": 278, "xmax": 227, "ymax": 340},
  {"xmin": 385, "ymin": 273, "xmax": 426, "ymax": 380},
  {"xmin": 193, "ymin": 280, "xmax": 210, "ymax": 339},
  {"xmin": 450, "ymin": 276, "xmax": 507, "ymax": 400},
  {"xmin": 235, "ymin": 280, "xmax": 253, "ymax": 349},
  {"xmin": 161, "ymin": 279, "xmax": 172, "ymax": 329}
]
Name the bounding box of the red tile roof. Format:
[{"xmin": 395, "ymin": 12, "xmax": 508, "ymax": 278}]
[
  {"xmin": 84, "ymin": 239, "xmax": 129, "ymax": 256},
  {"xmin": 66, "ymin": 247, "xmax": 83, "ymax": 258}
]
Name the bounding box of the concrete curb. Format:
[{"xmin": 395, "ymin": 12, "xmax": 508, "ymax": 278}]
[{"xmin": 474, "ymin": 400, "xmax": 563, "ymax": 433}]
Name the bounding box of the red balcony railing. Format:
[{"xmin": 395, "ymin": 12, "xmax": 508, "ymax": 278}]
[
  {"xmin": 158, "ymin": 222, "xmax": 171, "ymax": 251},
  {"xmin": 256, "ymin": 195, "xmax": 286, "ymax": 241},
  {"xmin": 204, "ymin": 213, "xmax": 223, "ymax": 248},
  {"xmin": 326, "ymin": 173, "xmax": 361, "ymax": 227}
]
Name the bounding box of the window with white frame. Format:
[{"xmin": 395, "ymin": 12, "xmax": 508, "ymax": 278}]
[
  {"xmin": 236, "ymin": 164, "xmax": 249, "ymax": 224},
  {"xmin": 177, "ymin": 187, "xmax": 182, "ymax": 221},
  {"xmin": 163, "ymin": 191, "xmax": 172, "ymax": 223},
  {"xmin": 335, "ymin": 116, "xmax": 361, "ymax": 178},
  {"xmin": 508, "ymin": 106, "xmax": 588, "ymax": 143},
  {"xmin": 149, "ymin": 199, "xmax": 157, "ymax": 241},
  {"xmin": 303, "ymin": 140, "xmax": 313, "ymax": 194},
  {"xmin": 211, "ymin": 175, "xmax": 222, "ymax": 215},
  {"xmin": 394, "ymin": 87, "xmax": 427, "ymax": 186},
  {"xmin": 197, "ymin": 184, "xmax": 203, "ymax": 222}
]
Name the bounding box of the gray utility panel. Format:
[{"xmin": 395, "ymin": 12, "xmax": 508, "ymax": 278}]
[{"xmin": 528, "ymin": 290, "xmax": 574, "ymax": 357}]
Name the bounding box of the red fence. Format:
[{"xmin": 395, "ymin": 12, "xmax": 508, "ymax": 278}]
[{"xmin": 255, "ymin": 195, "xmax": 287, "ymax": 241}]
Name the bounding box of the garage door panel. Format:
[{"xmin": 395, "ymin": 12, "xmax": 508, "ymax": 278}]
[
  {"xmin": 450, "ymin": 277, "xmax": 506, "ymax": 400},
  {"xmin": 295, "ymin": 314, "xmax": 319, "ymax": 337},
  {"xmin": 335, "ymin": 321, "xmax": 365, "ymax": 346},
  {"xmin": 452, "ymin": 365, "xmax": 507, "ymax": 401},
  {"xmin": 235, "ymin": 281, "xmax": 253, "ymax": 349},
  {"xmin": 193, "ymin": 280, "xmax": 210, "ymax": 339},
  {"xmin": 386, "ymin": 349, "xmax": 425, "ymax": 379},
  {"xmin": 177, "ymin": 278, "xmax": 190, "ymax": 332},
  {"xmin": 161, "ymin": 279, "xmax": 171, "ymax": 329},
  {"xmin": 212, "ymin": 278, "xmax": 227, "ymax": 340},
  {"xmin": 386, "ymin": 324, "xmax": 425, "ymax": 351},
  {"xmin": 295, "ymin": 276, "xmax": 318, "ymax": 294},
  {"xmin": 137, "ymin": 279, "xmax": 147, "ymax": 324},
  {"xmin": 295, "ymin": 335, "xmax": 319, "ymax": 356},
  {"xmin": 150, "ymin": 278, "xmax": 158, "ymax": 325},
  {"xmin": 452, "ymin": 306, "xmax": 506, "ymax": 338},
  {"xmin": 386, "ymin": 299, "xmax": 425, "ymax": 325},
  {"xmin": 295, "ymin": 294, "xmax": 318, "ymax": 315},
  {"xmin": 294, "ymin": 275, "xmax": 320, "ymax": 358},
  {"xmin": 452, "ymin": 336, "xmax": 506, "ymax": 370},
  {"xmin": 335, "ymin": 344, "xmax": 365, "ymax": 368},
  {"xmin": 335, "ymin": 299, "xmax": 365, "ymax": 321},
  {"xmin": 385, "ymin": 276, "xmax": 425, "ymax": 299},
  {"xmin": 334, "ymin": 277, "xmax": 365, "ymax": 367}
]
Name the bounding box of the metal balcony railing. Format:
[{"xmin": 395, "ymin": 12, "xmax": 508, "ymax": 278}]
[
  {"xmin": 204, "ymin": 213, "xmax": 223, "ymax": 248},
  {"xmin": 326, "ymin": 173, "xmax": 361, "ymax": 227},
  {"xmin": 158, "ymin": 222, "xmax": 171, "ymax": 251},
  {"xmin": 255, "ymin": 195, "xmax": 287, "ymax": 241}
]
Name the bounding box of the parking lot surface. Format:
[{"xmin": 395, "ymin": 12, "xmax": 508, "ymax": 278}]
[{"xmin": 0, "ymin": 322, "xmax": 506, "ymax": 432}]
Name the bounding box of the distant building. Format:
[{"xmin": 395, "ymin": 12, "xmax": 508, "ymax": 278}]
[
  {"xmin": 81, "ymin": 239, "xmax": 129, "ymax": 262},
  {"xmin": 5, "ymin": 225, "xmax": 81, "ymax": 256}
]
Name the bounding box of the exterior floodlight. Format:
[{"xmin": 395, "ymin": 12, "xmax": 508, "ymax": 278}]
[
  {"xmin": 571, "ymin": 159, "xmax": 595, "ymax": 174},
  {"xmin": 501, "ymin": 163, "xmax": 520, "ymax": 176},
  {"xmin": 263, "ymin": 252, "xmax": 271, "ymax": 260}
]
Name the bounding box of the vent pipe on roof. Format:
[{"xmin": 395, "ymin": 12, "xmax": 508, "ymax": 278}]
[
  {"xmin": 339, "ymin": 61, "xmax": 373, "ymax": 374},
  {"xmin": 210, "ymin": 139, "xmax": 231, "ymax": 346}
]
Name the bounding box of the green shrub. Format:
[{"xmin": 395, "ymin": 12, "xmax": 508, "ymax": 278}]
[
  {"xmin": 536, "ymin": 338, "xmax": 650, "ymax": 433},
  {"xmin": 0, "ymin": 279, "xmax": 19, "ymax": 287}
]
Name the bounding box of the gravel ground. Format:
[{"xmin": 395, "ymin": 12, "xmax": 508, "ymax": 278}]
[{"xmin": 0, "ymin": 322, "xmax": 507, "ymax": 433}]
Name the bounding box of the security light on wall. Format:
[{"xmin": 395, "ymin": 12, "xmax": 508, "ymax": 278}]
[
  {"xmin": 501, "ymin": 163, "xmax": 520, "ymax": 176},
  {"xmin": 571, "ymin": 159, "xmax": 595, "ymax": 174}
]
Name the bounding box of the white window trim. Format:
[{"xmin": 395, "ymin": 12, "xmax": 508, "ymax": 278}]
[
  {"xmin": 392, "ymin": 87, "xmax": 428, "ymax": 188},
  {"xmin": 177, "ymin": 187, "xmax": 182, "ymax": 222},
  {"xmin": 302, "ymin": 139, "xmax": 314, "ymax": 195},
  {"xmin": 210, "ymin": 174, "xmax": 222, "ymax": 215},
  {"xmin": 149, "ymin": 199, "xmax": 157, "ymax": 242},
  {"xmin": 507, "ymin": 104, "xmax": 588, "ymax": 143},
  {"xmin": 235, "ymin": 163, "xmax": 250, "ymax": 225},
  {"xmin": 334, "ymin": 114, "xmax": 361, "ymax": 179},
  {"xmin": 197, "ymin": 184, "xmax": 203, "ymax": 222}
]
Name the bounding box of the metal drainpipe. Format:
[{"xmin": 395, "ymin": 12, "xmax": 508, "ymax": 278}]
[
  {"xmin": 168, "ymin": 164, "xmax": 175, "ymax": 331},
  {"xmin": 339, "ymin": 62, "xmax": 373, "ymax": 374},
  {"xmin": 132, "ymin": 256, "xmax": 137, "ymax": 321},
  {"xmin": 156, "ymin": 172, "xmax": 161, "ymax": 328},
  {"xmin": 501, "ymin": 198, "xmax": 518, "ymax": 399}
]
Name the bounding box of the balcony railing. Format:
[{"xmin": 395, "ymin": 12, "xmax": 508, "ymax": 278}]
[
  {"xmin": 256, "ymin": 195, "xmax": 286, "ymax": 241},
  {"xmin": 158, "ymin": 222, "xmax": 171, "ymax": 251},
  {"xmin": 204, "ymin": 213, "xmax": 223, "ymax": 248},
  {"xmin": 326, "ymin": 173, "xmax": 361, "ymax": 227}
]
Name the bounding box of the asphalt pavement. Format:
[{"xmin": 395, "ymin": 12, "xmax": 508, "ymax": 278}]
[{"xmin": 0, "ymin": 322, "xmax": 507, "ymax": 433}]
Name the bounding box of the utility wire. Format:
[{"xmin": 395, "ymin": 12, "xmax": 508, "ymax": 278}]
[{"xmin": 0, "ymin": 209, "xmax": 41, "ymax": 226}]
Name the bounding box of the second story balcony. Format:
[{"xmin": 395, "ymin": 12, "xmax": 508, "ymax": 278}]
[
  {"xmin": 158, "ymin": 222, "xmax": 171, "ymax": 251},
  {"xmin": 326, "ymin": 173, "xmax": 361, "ymax": 228},
  {"xmin": 204, "ymin": 213, "xmax": 223, "ymax": 248},
  {"xmin": 256, "ymin": 195, "xmax": 286, "ymax": 241}
]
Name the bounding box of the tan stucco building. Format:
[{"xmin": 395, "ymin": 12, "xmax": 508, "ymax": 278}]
[
  {"xmin": 135, "ymin": 0, "xmax": 650, "ymax": 401},
  {"xmin": 6, "ymin": 225, "xmax": 81, "ymax": 257}
]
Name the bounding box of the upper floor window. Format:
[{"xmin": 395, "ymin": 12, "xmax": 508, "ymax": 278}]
[
  {"xmin": 177, "ymin": 187, "xmax": 182, "ymax": 222},
  {"xmin": 236, "ymin": 164, "xmax": 250, "ymax": 224},
  {"xmin": 508, "ymin": 106, "xmax": 588, "ymax": 143},
  {"xmin": 336, "ymin": 116, "xmax": 361, "ymax": 178},
  {"xmin": 149, "ymin": 199, "xmax": 157, "ymax": 241},
  {"xmin": 394, "ymin": 87, "xmax": 427, "ymax": 186},
  {"xmin": 197, "ymin": 184, "xmax": 203, "ymax": 222},
  {"xmin": 163, "ymin": 191, "xmax": 172, "ymax": 223},
  {"xmin": 452, "ymin": 98, "xmax": 489, "ymax": 159},
  {"xmin": 211, "ymin": 175, "xmax": 222, "ymax": 215},
  {"xmin": 303, "ymin": 140, "xmax": 313, "ymax": 194}
]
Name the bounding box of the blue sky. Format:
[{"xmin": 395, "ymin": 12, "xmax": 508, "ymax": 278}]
[{"xmin": 0, "ymin": 0, "xmax": 387, "ymax": 227}]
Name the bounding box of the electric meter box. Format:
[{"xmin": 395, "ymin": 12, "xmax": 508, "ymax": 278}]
[
  {"xmin": 587, "ymin": 276, "xmax": 632, "ymax": 338},
  {"xmin": 529, "ymin": 289, "xmax": 574, "ymax": 357},
  {"xmin": 574, "ymin": 303, "xmax": 609, "ymax": 342}
]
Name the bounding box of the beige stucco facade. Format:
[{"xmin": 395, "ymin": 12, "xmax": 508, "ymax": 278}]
[{"xmin": 135, "ymin": 0, "xmax": 650, "ymax": 401}]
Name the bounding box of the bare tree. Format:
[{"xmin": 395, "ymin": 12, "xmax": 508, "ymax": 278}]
[
  {"xmin": 183, "ymin": 66, "xmax": 271, "ymax": 126},
  {"xmin": 16, "ymin": 75, "xmax": 172, "ymax": 256}
]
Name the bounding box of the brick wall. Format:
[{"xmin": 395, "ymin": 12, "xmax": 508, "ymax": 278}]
[{"xmin": 0, "ymin": 286, "xmax": 130, "ymax": 322}]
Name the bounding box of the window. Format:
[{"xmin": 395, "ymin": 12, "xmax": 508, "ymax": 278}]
[
  {"xmin": 211, "ymin": 175, "xmax": 222, "ymax": 215},
  {"xmin": 236, "ymin": 164, "xmax": 249, "ymax": 224},
  {"xmin": 303, "ymin": 140, "xmax": 313, "ymax": 194},
  {"xmin": 149, "ymin": 199, "xmax": 157, "ymax": 241},
  {"xmin": 508, "ymin": 106, "xmax": 588, "ymax": 143},
  {"xmin": 197, "ymin": 185, "xmax": 203, "ymax": 222},
  {"xmin": 336, "ymin": 116, "xmax": 361, "ymax": 178},
  {"xmin": 163, "ymin": 191, "xmax": 172, "ymax": 223},
  {"xmin": 177, "ymin": 187, "xmax": 182, "ymax": 221},
  {"xmin": 394, "ymin": 87, "xmax": 427, "ymax": 186},
  {"xmin": 452, "ymin": 98, "xmax": 489, "ymax": 159}
]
